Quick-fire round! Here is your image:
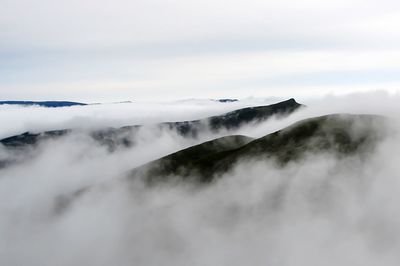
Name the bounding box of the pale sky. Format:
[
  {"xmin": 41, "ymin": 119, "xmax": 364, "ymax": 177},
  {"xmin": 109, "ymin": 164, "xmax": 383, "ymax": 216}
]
[{"xmin": 1, "ymin": 0, "xmax": 400, "ymax": 102}]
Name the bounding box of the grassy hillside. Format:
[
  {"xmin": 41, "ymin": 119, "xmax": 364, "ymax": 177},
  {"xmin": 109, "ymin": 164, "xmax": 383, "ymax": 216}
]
[
  {"xmin": 130, "ymin": 114, "xmax": 387, "ymax": 184},
  {"xmin": 129, "ymin": 135, "xmax": 254, "ymax": 184}
]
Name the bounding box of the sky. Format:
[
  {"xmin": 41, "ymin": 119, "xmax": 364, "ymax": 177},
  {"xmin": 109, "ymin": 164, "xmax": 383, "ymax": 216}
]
[{"xmin": 1, "ymin": 0, "xmax": 400, "ymax": 102}]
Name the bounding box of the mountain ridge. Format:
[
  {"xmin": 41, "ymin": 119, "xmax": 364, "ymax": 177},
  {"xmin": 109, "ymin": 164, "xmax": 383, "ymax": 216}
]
[
  {"xmin": 0, "ymin": 98, "xmax": 303, "ymax": 150},
  {"xmin": 50, "ymin": 113, "xmax": 388, "ymax": 214},
  {"xmin": 129, "ymin": 113, "xmax": 387, "ymax": 185}
]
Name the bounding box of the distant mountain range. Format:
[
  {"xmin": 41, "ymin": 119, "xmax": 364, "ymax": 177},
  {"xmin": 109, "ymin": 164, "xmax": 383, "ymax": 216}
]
[
  {"xmin": 3, "ymin": 98, "xmax": 385, "ymax": 215},
  {"xmin": 0, "ymin": 98, "xmax": 303, "ymax": 151},
  {"xmin": 0, "ymin": 99, "xmax": 241, "ymax": 108},
  {"xmin": 3, "ymin": 98, "xmax": 387, "ymax": 187},
  {"xmin": 0, "ymin": 101, "xmax": 87, "ymax": 107},
  {"xmin": 0, "ymin": 97, "xmax": 389, "ymax": 221}
]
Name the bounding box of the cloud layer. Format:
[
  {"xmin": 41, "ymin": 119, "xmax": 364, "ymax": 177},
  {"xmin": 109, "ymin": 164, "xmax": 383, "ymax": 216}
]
[{"xmin": 1, "ymin": 92, "xmax": 400, "ymax": 265}]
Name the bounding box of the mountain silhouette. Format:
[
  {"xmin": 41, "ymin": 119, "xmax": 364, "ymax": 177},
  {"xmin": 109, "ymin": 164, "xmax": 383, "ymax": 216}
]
[{"xmin": 129, "ymin": 114, "xmax": 386, "ymax": 184}]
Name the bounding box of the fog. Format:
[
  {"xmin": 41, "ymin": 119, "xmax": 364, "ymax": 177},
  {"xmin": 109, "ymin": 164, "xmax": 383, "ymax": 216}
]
[
  {"xmin": 0, "ymin": 98, "xmax": 277, "ymax": 139},
  {"xmin": 1, "ymin": 91, "xmax": 400, "ymax": 266}
]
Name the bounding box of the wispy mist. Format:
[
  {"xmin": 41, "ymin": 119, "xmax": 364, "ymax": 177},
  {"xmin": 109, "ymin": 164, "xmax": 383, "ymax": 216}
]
[{"xmin": 1, "ymin": 92, "xmax": 400, "ymax": 265}]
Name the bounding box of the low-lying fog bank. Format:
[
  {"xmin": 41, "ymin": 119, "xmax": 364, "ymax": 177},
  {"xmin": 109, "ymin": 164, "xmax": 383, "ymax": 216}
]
[{"xmin": 1, "ymin": 91, "xmax": 400, "ymax": 266}]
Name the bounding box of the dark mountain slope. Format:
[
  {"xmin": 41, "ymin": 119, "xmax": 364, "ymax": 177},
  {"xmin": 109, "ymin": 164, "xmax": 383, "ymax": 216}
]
[
  {"xmin": 130, "ymin": 135, "xmax": 254, "ymax": 184},
  {"xmin": 165, "ymin": 98, "xmax": 302, "ymax": 137},
  {"xmin": 130, "ymin": 114, "xmax": 387, "ymax": 184},
  {"xmin": 0, "ymin": 130, "xmax": 70, "ymax": 148},
  {"xmin": 0, "ymin": 98, "xmax": 302, "ymax": 150},
  {"xmin": 208, "ymin": 98, "xmax": 301, "ymax": 130},
  {"xmin": 0, "ymin": 127, "xmax": 141, "ymax": 151}
]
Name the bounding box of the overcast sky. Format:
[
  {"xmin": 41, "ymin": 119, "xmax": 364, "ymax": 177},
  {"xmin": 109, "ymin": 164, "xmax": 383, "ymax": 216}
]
[{"xmin": 1, "ymin": 0, "xmax": 400, "ymax": 102}]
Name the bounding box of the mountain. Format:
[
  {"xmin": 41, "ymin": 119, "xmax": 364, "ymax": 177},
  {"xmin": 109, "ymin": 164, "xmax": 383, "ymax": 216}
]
[
  {"xmin": 163, "ymin": 98, "xmax": 302, "ymax": 137},
  {"xmin": 216, "ymin": 99, "xmax": 238, "ymax": 103},
  {"xmin": 49, "ymin": 113, "xmax": 387, "ymax": 215},
  {"xmin": 129, "ymin": 114, "xmax": 387, "ymax": 184},
  {"xmin": 0, "ymin": 101, "xmax": 87, "ymax": 107},
  {"xmin": 0, "ymin": 98, "xmax": 303, "ymax": 150},
  {"xmin": 0, "ymin": 130, "xmax": 70, "ymax": 148}
]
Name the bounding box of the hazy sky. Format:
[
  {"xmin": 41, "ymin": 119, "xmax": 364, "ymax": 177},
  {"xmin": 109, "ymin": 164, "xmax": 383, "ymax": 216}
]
[{"xmin": 1, "ymin": 0, "xmax": 400, "ymax": 101}]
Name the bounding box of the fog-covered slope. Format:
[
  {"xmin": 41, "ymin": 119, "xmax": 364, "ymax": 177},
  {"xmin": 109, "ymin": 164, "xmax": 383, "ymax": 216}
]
[
  {"xmin": 0, "ymin": 98, "xmax": 302, "ymax": 150},
  {"xmin": 131, "ymin": 114, "xmax": 386, "ymax": 184}
]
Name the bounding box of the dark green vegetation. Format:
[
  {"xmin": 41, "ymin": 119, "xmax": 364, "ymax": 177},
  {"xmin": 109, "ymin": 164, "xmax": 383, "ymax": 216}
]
[
  {"xmin": 129, "ymin": 114, "xmax": 387, "ymax": 184},
  {"xmin": 130, "ymin": 135, "xmax": 254, "ymax": 184},
  {"xmin": 0, "ymin": 98, "xmax": 302, "ymax": 149}
]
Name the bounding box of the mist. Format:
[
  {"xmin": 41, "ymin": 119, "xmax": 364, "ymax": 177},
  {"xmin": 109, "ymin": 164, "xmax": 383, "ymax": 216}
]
[
  {"xmin": 0, "ymin": 98, "xmax": 278, "ymax": 139},
  {"xmin": 1, "ymin": 91, "xmax": 400, "ymax": 266}
]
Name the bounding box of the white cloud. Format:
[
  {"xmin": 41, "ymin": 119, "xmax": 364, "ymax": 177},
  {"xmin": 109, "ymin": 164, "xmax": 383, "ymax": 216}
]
[{"xmin": 1, "ymin": 93, "xmax": 400, "ymax": 265}]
